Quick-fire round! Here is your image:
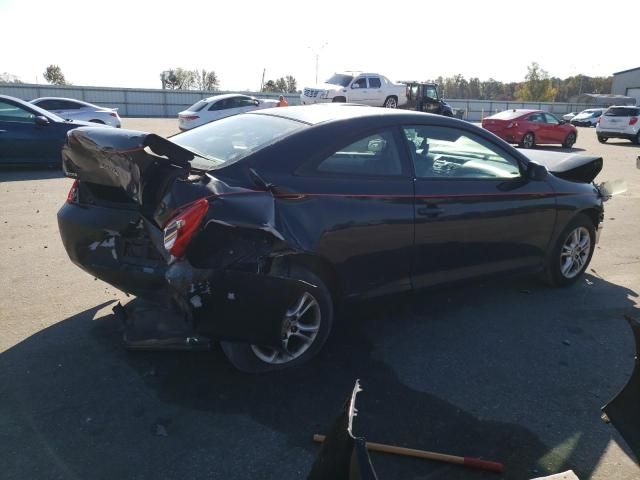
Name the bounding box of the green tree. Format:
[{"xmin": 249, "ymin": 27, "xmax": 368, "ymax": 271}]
[
  {"xmin": 515, "ymin": 62, "xmax": 557, "ymax": 102},
  {"xmin": 43, "ymin": 64, "xmax": 69, "ymax": 85},
  {"xmin": 262, "ymin": 80, "xmax": 278, "ymax": 92},
  {"xmin": 285, "ymin": 75, "xmax": 297, "ymax": 93},
  {"xmin": 275, "ymin": 77, "xmax": 287, "ymax": 92},
  {"xmin": 162, "ymin": 68, "xmax": 196, "ymax": 90},
  {"xmin": 194, "ymin": 69, "xmax": 219, "ymax": 91},
  {"xmin": 0, "ymin": 72, "xmax": 22, "ymax": 84}
]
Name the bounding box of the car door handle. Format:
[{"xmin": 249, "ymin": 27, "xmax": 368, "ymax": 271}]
[{"xmin": 417, "ymin": 205, "xmax": 444, "ymax": 217}]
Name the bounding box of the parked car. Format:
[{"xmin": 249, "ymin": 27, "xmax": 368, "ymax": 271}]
[
  {"xmin": 562, "ymin": 112, "xmax": 578, "ymax": 121},
  {"xmin": 300, "ymin": 72, "xmax": 407, "ymax": 108},
  {"xmin": 482, "ymin": 109, "xmax": 577, "ymax": 148},
  {"xmin": 58, "ymin": 105, "xmax": 607, "ymax": 371},
  {"xmin": 402, "ymin": 81, "xmax": 454, "ymax": 116},
  {"xmin": 570, "ymin": 108, "xmax": 605, "ymax": 127},
  {"xmin": 178, "ymin": 94, "xmax": 278, "ymax": 131},
  {"xmin": 0, "ymin": 94, "xmax": 108, "ymax": 166},
  {"xmin": 31, "ymin": 97, "xmax": 121, "ymax": 128},
  {"xmin": 596, "ymin": 105, "xmax": 640, "ymax": 144}
]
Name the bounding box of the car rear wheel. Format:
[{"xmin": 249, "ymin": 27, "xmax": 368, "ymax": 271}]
[
  {"xmin": 597, "ymin": 135, "xmax": 608, "ymax": 143},
  {"xmin": 634, "ymin": 131, "xmax": 640, "ymax": 145},
  {"xmin": 220, "ymin": 268, "xmax": 334, "ymax": 373},
  {"xmin": 562, "ymin": 132, "xmax": 576, "ymax": 148},
  {"xmin": 544, "ymin": 213, "xmax": 595, "ymax": 287},
  {"xmin": 332, "ymin": 96, "xmax": 346, "ymax": 103},
  {"xmin": 384, "ymin": 96, "xmax": 398, "ymax": 108},
  {"xmin": 520, "ymin": 132, "xmax": 535, "ymax": 148}
]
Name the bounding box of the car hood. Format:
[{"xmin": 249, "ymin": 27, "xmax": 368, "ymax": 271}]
[{"xmin": 520, "ymin": 150, "xmax": 603, "ymax": 183}]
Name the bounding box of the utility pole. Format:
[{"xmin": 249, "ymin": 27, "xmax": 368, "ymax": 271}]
[
  {"xmin": 260, "ymin": 68, "xmax": 265, "ymax": 92},
  {"xmin": 307, "ymin": 42, "xmax": 327, "ymax": 85}
]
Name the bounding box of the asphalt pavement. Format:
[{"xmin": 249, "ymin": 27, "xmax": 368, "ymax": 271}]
[{"xmin": 1, "ymin": 118, "xmax": 639, "ymax": 479}]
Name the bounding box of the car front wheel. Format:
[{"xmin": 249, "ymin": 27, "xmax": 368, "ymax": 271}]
[
  {"xmin": 544, "ymin": 214, "xmax": 595, "ymax": 287},
  {"xmin": 634, "ymin": 131, "xmax": 640, "ymax": 145},
  {"xmin": 597, "ymin": 135, "xmax": 608, "ymax": 143},
  {"xmin": 220, "ymin": 268, "xmax": 333, "ymax": 373},
  {"xmin": 383, "ymin": 96, "xmax": 398, "ymax": 108}
]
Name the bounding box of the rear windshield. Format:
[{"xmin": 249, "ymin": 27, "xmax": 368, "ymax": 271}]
[
  {"xmin": 170, "ymin": 113, "xmax": 306, "ymax": 168},
  {"xmin": 490, "ymin": 110, "xmax": 526, "ymax": 120},
  {"xmin": 605, "ymin": 107, "xmax": 640, "ymax": 117},
  {"xmin": 186, "ymin": 100, "xmax": 209, "ymax": 112}
]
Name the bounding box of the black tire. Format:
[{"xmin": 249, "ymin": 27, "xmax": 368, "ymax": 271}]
[
  {"xmin": 220, "ymin": 267, "xmax": 334, "ymax": 373},
  {"xmin": 634, "ymin": 131, "xmax": 640, "ymax": 145},
  {"xmin": 597, "ymin": 135, "xmax": 608, "ymax": 143},
  {"xmin": 332, "ymin": 96, "xmax": 346, "ymax": 103},
  {"xmin": 89, "ymin": 119, "xmax": 105, "ymax": 124},
  {"xmin": 383, "ymin": 96, "xmax": 398, "ymax": 108},
  {"xmin": 543, "ymin": 213, "xmax": 596, "ymax": 287},
  {"xmin": 562, "ymin": 132, "xmax": 577, "ymax": 148},
  {"xmin": 520, "ymin": 132, "xmax": 535, "ymax": 148}
]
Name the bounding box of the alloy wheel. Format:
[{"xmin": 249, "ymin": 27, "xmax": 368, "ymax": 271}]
[
  {"xmin": 251, "ymin": 292, "xmax": 321, "ymax": 364},
  {"xmin": 385, "ymin": 97, "xmax": 397, "ymax": 108},
  {"xmin": 559, "ymin": 226, "xmax": 591, "ymax": 279}
]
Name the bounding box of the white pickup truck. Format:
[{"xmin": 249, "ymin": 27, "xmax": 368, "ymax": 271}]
[{"xmin": 300, "ymin": 72, "xmax": 407, "ymax": 108}]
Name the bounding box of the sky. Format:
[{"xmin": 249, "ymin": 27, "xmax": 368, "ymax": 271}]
[{"xmin": 2, "ymin": 0, "xmax": 639, "ymax": 91}]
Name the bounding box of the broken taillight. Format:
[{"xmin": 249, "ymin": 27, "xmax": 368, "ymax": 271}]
[
  {"xmin": 630, "ymin": 117, "xmax": 638, "ymax": 126},
  {"xmin": 66, "ymin": 179, "xmax": 79, "ymax": 204},
  {"xmin": 163, "ymin": 198, "xmax": 209, "ymax": 258}
]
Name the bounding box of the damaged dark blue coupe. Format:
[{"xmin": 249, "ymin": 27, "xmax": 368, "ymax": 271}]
[{"xmin": 57, "ymin": 105, "xmax": 608, "ymax": 372}]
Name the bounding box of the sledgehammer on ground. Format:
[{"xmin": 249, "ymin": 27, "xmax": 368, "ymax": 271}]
[{"xmin": 312, "ymin": 434, "xmax": 504, "ymax": 473}]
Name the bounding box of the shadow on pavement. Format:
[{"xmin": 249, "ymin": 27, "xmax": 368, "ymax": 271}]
[
  {"xmin": 0, "ymin": 167, "xmax": 64, "ymax": 182},
  {"xmin": 1, "ymin": 274, "xmax": 638, "ymax": 480}
]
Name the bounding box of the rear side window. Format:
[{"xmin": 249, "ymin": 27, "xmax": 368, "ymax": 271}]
[
  {"xmin": 311, "ymin": 130, "xmax": 403, "ymax": 177},
  {"xmin": 605, "ymin": 107, "xmax": 640, "ymax": 117},
  {"xmin": 187, "ymin": 100, "xmax": 209, "ymax": 112},
  {"xmin": 368, "ymin": 77, "xmax": 381, "ymax": 88}
]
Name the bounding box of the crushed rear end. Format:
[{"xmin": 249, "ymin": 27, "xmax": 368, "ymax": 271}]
[{"xmin": 58, "ymin": 127, "xmax": 310, "ymax": 348}]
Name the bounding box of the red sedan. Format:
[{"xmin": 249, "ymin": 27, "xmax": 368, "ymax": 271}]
[{"xmin": 482, "ymin": 109, "xmax": 577, "ymax": 148}]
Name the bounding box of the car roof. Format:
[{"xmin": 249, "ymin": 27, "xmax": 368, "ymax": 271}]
[
  {"xmin": 251, "ymin": 104, "xmax": 437, "ymax": 125},
  {"xmin": 202, "ymin": 93, "xmax": 253, "ymax": 103},
  {"xmin": 31, "ymin": 97, "xmax": 97, "ymax": 107}
]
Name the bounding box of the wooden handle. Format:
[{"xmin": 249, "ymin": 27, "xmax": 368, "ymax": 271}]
[{"xmin": 313, "ymin": 434, "xmax": 503, "ymax": 473}]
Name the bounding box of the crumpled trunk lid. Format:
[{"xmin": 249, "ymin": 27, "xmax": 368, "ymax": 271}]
[
  {"xmin": 520, "ymin": 150, "xmax": 603, "ymax": 183},
  {"xmin": 62, "ymin": 127, "xmax": 194, "ymax": 215}
]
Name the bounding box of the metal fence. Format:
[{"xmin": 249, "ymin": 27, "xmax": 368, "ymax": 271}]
[{"xmin": 0, "ymin": 83, "xmax": 595, "ymax": 121}]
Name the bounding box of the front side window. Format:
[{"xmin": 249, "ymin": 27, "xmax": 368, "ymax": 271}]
[
  {"xmin": 312, "ymin": 130, "xmax": 403, "ymax": 176},
  {"xmin": 424, "ymin": 86, "xmax": 438, "ymax": 100},
  {"xmin": 544, "ymin": 113, "xmax": 560, "ymax": 124},
  {"xmin": 0, "ymin": 100, "xmax": 35, "ymax": 123},
  {"xmin": 352, "ymin": 78, "xmax": 367, "ymax": 89},
  {"xmin": 403, "ymin": 126, "xmax": 521, "ymax": 179},
  {"xmin": 527, "ymin": 113, "xmax": 544, "ymax": 123},
  {"xmin": 209, "ymin": 99, "xmax": 231, "ymax": 111}
]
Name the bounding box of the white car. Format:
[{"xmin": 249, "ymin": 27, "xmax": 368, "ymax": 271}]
[
  {"xmin": 596, "ymin": 105, "xmax": 640, "ymax": 144},
  {"xmin": 570, "ymin": 108, "xmax": 605, "ymax": 127},
  {"xmin": 301, "ymin": 72, "xmax": 407, "ymax": 108},
  {"xmin": 178, "ymin": 94, "xmax": 279, "ymax": 131},
  {"xmin": 30, "ymin": 97, "xmax": 121, "ymax": 127},
  {"xmin": 562, "ymin": 112, "xmax": 577, "ymax": 121}
]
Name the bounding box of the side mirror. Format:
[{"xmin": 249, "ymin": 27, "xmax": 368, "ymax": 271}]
[
  {"xmin": 526, "ymin": 161, "xmax": 548, "ymax": 181},
  {"xmin": 351, "ymin": 83, "xmax": 360, "ymax": 89},
  {"xmin": 34, "ymin": 115, "xmax": 50, "ymax": 126},
  {"xmin": 559, "ymin": 119, "xmax": 566, "ymax": 124}
]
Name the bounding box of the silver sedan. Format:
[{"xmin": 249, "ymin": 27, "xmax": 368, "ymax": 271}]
[{"xmin": 30, "ymin": 97, "xmax": 121, "ymax": 127}]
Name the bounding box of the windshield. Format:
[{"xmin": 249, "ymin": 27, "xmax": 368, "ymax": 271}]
[
  {"xmin": 170, "ymin": 113, "xmax": 307, "ymax": 167},
  {"xmin": 325, "ymin": 74, "xmax": 353, "ymax": 87},
  {"xmin": 605, "ymin": 107, "xmax": 640, "ymax": 117}
]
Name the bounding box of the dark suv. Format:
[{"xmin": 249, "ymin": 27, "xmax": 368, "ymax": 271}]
[{"xmin": 402, "ymin": 82, "xmax": 454, "ymax": 116}]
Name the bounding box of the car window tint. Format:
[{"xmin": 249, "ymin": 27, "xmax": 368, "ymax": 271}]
[
  {"xmin": 60, "ymin": 100, "xmax": 82, "ymax": 110},
  {"xmin": 0, "ymin": 100, "xmax": 35, "ymax": 123},
  {"xmin": 605, "ymin": 107, "xmax": 639, "ymax": 117},
  {"xmin": 368, "ymin": 77, "xmax": 381, "ymax": 88},
  {"xmin": 209, "ymin": 99, "xmax": 230, "ymax": 111},
  {"xmin": 544, "ymin": 113, "xmax": 559, "ymax": 124},
  {"xmin": 403, "ymin": 126, "xmax": 520, "ymax": 179},
  {"xmin": 187, "ymin": 100, "xmax": 209, "ymax": 112},
  {"xmin": 315, "ymin": 130, "xmax": 402, "ymax": 176},
  {"xmin": 236, "ymin": 98, "xmax": 257, "ymax": 107},
  {"xmin": 527, "ymin": 113, "xmax": 544, "ymax": 122},
  {"xmin": 35, "ymin": 100, "xmax": 54, "ymax": 109},
  {"xmin": 353, "ymin": 78, "xmax": 367, "ymax": 88}
]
